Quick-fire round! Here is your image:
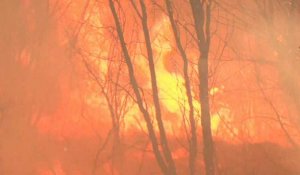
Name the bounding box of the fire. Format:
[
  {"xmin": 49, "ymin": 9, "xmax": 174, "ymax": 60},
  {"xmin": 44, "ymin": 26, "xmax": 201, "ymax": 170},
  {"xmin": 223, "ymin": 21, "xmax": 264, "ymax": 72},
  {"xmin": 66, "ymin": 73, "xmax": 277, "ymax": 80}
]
[
  {"xmin": 1, "ymin": 0, "xmax": 300, "ymax": 174},
  {"xmin": 30, "ymin": 1, "xmax": 234, "ymax": 140}
]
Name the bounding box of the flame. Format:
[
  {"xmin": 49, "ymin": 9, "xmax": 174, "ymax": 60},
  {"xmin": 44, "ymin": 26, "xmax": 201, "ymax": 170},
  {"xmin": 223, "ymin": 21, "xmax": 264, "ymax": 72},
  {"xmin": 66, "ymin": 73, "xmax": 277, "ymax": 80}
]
[
  {"xmin": 151, "ymin": 16, "xmax": 200, "ymax": 117},
  {"xmin": 1, "ymin": 1, "xmax": 300, "ymax": 175},
  {"xmin": 22, "ymin": 0, "xmax": 292, "ymax": 147},
  {"xmin": 32, "ymin": 6, "xmax": 226, "ymax": 138}
]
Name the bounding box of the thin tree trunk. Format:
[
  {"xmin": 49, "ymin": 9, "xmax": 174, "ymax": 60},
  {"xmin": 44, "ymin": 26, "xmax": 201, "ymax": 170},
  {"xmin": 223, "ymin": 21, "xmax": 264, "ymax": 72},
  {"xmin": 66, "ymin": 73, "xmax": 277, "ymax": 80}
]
[
  {"xmin": 164, "ymin": 1, "xmax": 197, "ymax": 174},
  {"xmin": 108, "ymin": 0, "xmax": 169, "ymax": 174},
  {"xmin": 138, "ymin": 0, "xmax": 176, "ymax": 174}
]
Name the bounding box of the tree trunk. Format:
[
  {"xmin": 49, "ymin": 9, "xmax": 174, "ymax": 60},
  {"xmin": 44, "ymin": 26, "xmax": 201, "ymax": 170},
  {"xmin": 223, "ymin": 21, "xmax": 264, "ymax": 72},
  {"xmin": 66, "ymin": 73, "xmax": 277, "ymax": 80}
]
[
  {"xmin": 109, "ymin": 0, "xmax": 169, "ymax": 174},
  {"xmin": 189, "ymin": 0, "xmax": 215, "ymax": 175},
  {"xmin": 164, "ymin": 1, "xmax": 197, "ymax": 174}
]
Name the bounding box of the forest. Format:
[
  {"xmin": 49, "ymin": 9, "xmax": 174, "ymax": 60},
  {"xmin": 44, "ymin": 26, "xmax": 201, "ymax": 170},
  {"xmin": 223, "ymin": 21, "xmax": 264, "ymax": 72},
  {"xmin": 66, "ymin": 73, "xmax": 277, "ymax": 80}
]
[{"xmin": 0, "ymin": 0, "xmax": 300, "ymax": 175}]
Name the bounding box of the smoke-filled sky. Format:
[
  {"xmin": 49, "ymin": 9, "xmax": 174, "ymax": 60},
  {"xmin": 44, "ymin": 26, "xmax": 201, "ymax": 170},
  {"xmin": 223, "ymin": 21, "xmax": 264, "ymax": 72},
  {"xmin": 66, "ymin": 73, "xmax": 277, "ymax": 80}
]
[{"xmin": 0, "ymin": 0, "xmax": 300, "ymax": 175}]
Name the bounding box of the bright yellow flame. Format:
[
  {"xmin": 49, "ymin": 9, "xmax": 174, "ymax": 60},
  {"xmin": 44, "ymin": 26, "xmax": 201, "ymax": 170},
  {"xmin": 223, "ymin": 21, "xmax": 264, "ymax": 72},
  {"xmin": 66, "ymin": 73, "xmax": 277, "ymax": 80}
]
[
  {"xmin": 210, "ymin": 87, "xmax": 220, "ymax": 95},
  {"xmin": 211, "ymin": 113, "xmax": 221, "ymax": 133},
  {"xmin": 152, "ymin": 16, "xmax": 192, "ymax": 114}
]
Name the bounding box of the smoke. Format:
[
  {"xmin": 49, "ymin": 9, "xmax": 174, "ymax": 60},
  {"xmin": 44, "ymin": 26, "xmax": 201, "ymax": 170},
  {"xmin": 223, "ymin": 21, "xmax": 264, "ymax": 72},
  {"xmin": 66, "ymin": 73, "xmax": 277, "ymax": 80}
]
[{"xmin": 0, "ymin": 0, "xmax": 299, "ymax": 174}]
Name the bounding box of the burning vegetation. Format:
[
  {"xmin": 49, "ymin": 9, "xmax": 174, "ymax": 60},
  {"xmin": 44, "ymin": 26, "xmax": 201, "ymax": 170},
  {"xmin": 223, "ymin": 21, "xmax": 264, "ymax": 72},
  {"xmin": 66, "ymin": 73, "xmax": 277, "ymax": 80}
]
[{"xmin": 0, "ymin": 0, "xmax": 300, "ymax": 175}]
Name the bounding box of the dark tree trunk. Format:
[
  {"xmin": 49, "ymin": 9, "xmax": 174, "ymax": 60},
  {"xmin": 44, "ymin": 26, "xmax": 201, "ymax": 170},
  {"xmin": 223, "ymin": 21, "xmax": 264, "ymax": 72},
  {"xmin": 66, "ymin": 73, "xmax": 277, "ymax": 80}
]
[
  {"xmin": 109, "ymin": 0, "xmax": 170, "ymax": 174},
  {"xmin": 189, "ymin": 0, "xmax": 215, "ymax": 175}
]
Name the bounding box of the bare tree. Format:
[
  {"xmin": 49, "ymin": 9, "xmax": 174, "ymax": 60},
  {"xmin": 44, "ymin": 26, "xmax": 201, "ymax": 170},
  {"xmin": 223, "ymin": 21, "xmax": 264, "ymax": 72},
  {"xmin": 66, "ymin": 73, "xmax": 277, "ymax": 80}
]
[
  {"xmin": 188, "ymin": 0, "xmax": 215, "ymax": 175},
  {"xmin": 131, "ymin": 0, "xmax": 177, "ymax": 174},
  {"xmin": 164, "ymin": 1, "xmax": 197, "ymax": 174},
  {"xmin": 109, "ymin": 0, "xmax": 216, "ymax": 174},
  {"xmin": 109, "ymin": 0, "xmax": 173, "ymax": 174}
]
